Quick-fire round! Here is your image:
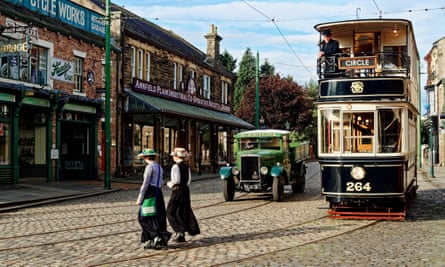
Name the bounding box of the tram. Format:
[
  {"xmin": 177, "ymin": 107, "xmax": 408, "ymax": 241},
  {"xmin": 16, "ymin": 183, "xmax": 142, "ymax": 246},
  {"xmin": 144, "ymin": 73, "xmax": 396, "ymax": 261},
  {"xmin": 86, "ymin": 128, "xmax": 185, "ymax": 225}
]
[{"xmin": 314, "ymin": 19, "xmax": 420, "ymax": 220}]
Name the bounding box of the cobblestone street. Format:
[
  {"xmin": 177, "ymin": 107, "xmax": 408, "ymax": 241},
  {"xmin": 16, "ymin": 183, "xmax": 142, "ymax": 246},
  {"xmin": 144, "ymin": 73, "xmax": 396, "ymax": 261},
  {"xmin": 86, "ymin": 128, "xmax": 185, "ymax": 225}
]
[{"xmin": 1, "ymin": 162, "xmax": 444, "ymax": 266}]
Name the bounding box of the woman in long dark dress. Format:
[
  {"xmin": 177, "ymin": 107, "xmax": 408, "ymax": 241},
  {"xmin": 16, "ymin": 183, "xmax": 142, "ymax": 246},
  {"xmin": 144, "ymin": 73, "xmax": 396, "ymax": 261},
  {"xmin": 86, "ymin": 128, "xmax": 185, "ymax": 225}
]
[
  {"xmin": 136, "ymin": 149, "xmax": 171, "ymax": 249},
  {"xmin": 166, "ymin": 147, "xmax": 200, "ymax": 242}
]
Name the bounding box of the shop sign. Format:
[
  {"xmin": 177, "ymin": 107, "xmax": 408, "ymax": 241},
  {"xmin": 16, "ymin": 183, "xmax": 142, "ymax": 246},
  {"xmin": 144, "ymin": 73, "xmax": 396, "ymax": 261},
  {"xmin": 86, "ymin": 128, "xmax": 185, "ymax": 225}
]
[
  {"xmin": 51, "ymin": 58, "xmax": 74, "ymax": 83},
  {"xmin": 5, "ymin": 0, "xmax": 105, "ymax": 37},
  {"xmin": 0, "ymin": 40, "xmax": 30, "ymax": 55},
  {"xmin": 132, "ymin": 78, "xmax": 231, "ymax": 113}
]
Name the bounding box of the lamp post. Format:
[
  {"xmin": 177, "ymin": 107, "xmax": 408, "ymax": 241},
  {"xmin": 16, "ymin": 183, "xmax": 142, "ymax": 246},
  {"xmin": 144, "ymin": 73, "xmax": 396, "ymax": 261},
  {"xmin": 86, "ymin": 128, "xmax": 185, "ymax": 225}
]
[{"xmin": 104, "ymin": 0, "xmax": 111, "ymax": 189}]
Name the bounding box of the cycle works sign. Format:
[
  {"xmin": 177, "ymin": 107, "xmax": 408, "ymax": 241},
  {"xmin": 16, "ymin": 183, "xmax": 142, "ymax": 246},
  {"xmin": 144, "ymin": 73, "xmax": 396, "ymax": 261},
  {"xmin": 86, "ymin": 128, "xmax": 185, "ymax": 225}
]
[
  {"xmin": 5, "ymin": 0, "xmax": 105, "ymax": 37},
  {"xmin": 51, "ymin": 58, "xmax": 74, "ymax": 83}
]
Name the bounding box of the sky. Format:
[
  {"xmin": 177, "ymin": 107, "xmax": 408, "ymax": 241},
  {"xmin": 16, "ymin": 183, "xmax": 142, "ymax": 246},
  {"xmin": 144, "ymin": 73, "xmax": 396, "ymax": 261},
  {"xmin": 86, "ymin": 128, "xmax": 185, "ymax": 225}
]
[{"xmin": 111, "ymin": 0, "xmax": 444, "ymax": 110}]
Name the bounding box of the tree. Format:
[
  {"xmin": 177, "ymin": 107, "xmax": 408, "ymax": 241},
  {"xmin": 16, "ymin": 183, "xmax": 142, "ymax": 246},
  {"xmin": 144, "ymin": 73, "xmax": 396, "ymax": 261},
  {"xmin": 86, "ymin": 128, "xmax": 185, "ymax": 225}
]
[
  {"xmin": 233, "ymin": 48, "xmax": 256, "ymax": 111},
  {"xmin": 235, "ymin": 74, "xmax": 313, "ymax": 133},
  {"xmin": 219, "ymin": 49, "xmax": 237, "ymax": 72},
  {"xmin": 260, "ymin": 59, "xmax": 275, "ymax": 76}
]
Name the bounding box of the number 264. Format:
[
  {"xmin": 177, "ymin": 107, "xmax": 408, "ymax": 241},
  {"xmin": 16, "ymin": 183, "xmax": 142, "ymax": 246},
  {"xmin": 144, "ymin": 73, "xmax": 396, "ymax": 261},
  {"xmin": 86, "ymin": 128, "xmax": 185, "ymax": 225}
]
[{"xmin": 346, "ymin": 182, "xmax": 372, "ymax": 192}]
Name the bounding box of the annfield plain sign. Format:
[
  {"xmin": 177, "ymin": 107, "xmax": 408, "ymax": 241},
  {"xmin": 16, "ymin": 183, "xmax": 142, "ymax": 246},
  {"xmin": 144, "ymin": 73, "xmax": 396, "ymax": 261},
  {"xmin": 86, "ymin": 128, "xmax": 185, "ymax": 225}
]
[{"xmin": 132, "ymin": 78, "xmax": 231, "ymax": 114}]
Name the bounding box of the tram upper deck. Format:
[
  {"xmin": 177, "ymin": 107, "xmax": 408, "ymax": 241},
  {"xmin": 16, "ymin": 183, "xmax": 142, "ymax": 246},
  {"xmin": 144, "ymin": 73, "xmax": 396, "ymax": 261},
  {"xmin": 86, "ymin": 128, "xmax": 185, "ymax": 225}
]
[
  {"xmin": 314, "ymin": 19, "xmax": 419, "ymax": 80},
  {"xmin": 314, "ymin": 19, "xmax": 420, "ymax": 110}
]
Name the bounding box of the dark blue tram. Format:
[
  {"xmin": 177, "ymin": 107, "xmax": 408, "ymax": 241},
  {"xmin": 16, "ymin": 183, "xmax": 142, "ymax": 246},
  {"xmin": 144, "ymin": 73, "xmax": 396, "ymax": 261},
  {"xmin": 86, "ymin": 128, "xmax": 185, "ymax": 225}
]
[{"xmin": 314, "ymin": 19, "xmax": 420, "ymax": 220}]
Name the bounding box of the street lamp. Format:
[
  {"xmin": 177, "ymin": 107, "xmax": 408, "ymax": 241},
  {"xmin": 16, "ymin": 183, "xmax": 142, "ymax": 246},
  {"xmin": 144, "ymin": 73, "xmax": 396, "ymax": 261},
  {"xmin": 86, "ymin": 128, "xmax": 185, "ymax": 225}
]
[
  {"xmin": 285, "ymin": 120, "xmax": 290, "ymax": 130},
  {"xmin": 259, "ymin": 116, "xmax": 264, "ymax": 128}
]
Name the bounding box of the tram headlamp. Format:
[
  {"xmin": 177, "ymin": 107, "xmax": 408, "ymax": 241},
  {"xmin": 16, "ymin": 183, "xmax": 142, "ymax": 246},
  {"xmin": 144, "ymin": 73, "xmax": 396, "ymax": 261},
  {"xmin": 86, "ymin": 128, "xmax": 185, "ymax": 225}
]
[
  {"xmin": 232, "ymin": 167, "xmax": 240, "ymax": 176},
  {"xmin": 260, "ymin": 166, "xmax": 268, "ymax": 175},
  {"xmin": 350, "ymin": 166, "xmax": 366, "ymax": 180}
]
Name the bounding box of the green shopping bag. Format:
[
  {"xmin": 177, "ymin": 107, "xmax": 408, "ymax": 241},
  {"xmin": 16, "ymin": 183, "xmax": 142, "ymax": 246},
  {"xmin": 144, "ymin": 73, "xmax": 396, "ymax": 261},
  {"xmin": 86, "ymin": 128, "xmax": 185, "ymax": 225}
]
[{"xmin": 141, "ymin": 197, "xmax": 157, "ymax": 216}]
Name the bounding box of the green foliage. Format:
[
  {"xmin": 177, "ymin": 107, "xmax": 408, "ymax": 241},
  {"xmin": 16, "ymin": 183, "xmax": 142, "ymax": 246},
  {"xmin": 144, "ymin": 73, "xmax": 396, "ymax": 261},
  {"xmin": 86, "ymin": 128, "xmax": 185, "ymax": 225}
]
[
  {"xmin": 235, "ymin": 74, "xmax": 313, "ymax": 133},
  {"xmin": 260, "ymin": 59, "xmax": 275, "ymax": 76},
  {"xmin": 219, "ymin": 49, "xmax": 237, "ymax": 72},
  {"xmin": 233, "ymin": 48, "xmax": 256, "ymax": 111}
]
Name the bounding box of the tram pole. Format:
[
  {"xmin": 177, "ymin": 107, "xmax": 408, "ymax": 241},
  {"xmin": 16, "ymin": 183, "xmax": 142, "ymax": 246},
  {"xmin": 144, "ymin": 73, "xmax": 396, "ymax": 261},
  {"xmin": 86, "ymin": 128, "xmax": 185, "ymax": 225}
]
[
  {"xmin": 255, "ymin": 51, "xmax": 259, "ymax": 129},
  {"xmin": 429, "ymin": 127, "xmax": 435, "ymax": 178},
  {"xmin": 104, "ymin": 0, "xmax": 111, "ymax": 189}
]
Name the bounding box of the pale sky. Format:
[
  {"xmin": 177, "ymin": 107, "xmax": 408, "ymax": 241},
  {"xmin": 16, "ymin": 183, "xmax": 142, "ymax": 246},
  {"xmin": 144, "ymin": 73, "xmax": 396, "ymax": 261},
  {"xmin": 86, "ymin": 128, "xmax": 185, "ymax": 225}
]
[{"xmin": 111, "ymin": 0, "xmax": 444, "ymax": 110}]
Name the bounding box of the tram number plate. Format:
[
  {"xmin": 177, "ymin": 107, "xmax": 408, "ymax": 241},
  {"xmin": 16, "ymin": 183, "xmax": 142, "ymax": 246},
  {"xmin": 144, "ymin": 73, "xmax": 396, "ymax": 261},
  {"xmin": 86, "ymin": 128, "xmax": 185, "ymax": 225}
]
[{"xmin": 346, "ymin": 182, "xmax": 372, "ymax": 192}]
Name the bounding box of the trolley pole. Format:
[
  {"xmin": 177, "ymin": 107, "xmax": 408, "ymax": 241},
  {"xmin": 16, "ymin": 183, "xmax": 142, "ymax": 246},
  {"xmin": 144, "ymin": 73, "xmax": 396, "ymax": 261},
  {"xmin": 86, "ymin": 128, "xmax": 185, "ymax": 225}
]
[{"xmin": 104, "ymin": 0, "xmax": 111, "ymax": 189}]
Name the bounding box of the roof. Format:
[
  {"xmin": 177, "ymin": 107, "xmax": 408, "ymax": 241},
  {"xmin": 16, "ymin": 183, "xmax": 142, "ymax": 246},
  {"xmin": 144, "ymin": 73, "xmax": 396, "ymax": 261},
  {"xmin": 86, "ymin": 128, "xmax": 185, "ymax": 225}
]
[
  {"xmin": 236, "ymin": 129, "xmax": 290, "ymax": 138},
  {"xmin": 124, "ymin": 89, "xmax": 255, "ymax": 130}
]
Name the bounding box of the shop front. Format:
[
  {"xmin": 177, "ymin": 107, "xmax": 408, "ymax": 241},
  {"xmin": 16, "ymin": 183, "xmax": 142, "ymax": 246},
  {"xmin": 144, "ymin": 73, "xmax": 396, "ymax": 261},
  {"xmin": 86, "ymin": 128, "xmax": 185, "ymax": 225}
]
[{"xmin": 121, "ymin": 80, "xmax": 254, "ymax": 177}]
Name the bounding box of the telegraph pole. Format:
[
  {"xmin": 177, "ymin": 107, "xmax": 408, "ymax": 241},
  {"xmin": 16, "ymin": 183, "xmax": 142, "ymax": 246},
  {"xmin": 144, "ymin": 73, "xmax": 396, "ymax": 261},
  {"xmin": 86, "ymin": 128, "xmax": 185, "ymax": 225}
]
[{"xmin": 104, "ymin": 0, "xmax": 111, "ymax": 189}]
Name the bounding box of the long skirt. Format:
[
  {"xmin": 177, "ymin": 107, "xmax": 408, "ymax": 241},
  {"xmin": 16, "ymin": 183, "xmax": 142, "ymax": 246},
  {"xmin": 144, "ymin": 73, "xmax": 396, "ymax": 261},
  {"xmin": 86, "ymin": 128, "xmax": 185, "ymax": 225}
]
[
  {"xmin": 138, "ymin": 186, "xmax": 172, "ymax": 244},
  {"xmin": 166, "ymin": 185, "xmax": 200, "ymax": 236}
]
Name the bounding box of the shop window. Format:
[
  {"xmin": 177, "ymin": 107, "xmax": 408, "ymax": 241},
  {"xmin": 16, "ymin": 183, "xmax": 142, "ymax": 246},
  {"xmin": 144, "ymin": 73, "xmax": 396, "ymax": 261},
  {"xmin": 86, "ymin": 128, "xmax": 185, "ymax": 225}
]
[
  {"xmin": 0, "ymin": 45, "xmax": 48, "ymax": 85},
  {"xmin": 73, "ymin": 56, "xmax": 84, "ymax": 92}
]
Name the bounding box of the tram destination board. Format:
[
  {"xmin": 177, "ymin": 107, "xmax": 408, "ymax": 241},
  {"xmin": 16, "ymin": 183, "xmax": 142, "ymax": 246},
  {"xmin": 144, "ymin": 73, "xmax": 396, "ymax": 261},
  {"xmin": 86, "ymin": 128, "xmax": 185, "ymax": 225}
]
[{"xmin": 338, "ymin": 56, "xmax": 377, "ymax": 69}]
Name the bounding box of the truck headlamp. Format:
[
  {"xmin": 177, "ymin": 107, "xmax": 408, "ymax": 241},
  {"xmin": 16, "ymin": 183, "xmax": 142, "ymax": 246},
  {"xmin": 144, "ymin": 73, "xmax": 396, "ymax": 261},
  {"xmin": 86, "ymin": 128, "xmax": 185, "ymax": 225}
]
[{"xmin": 260, "ymin": 166, "xmax": 268, "ymax": 175}]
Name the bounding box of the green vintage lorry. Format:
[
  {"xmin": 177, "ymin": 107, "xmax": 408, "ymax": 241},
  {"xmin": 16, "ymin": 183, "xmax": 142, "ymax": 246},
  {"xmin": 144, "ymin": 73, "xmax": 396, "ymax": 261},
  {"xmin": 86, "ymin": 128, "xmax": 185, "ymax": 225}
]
[{"xmin": 219, "ymin": 129, "xmax": 310, "ymax": 201}]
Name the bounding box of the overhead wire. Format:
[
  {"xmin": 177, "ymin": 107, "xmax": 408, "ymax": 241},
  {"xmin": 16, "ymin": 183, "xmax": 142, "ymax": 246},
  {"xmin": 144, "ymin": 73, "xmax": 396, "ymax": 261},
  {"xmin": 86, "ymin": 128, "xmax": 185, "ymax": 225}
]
[{"xmin": 241, "ymin": 0, "xmax": 314, "ymax": 79}]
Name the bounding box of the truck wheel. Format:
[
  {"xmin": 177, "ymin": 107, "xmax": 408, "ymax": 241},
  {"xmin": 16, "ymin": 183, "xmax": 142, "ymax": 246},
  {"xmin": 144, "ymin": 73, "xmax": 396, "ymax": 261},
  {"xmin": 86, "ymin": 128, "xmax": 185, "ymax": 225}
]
[
  {"xmin": 223, "ymin": 177, "xmax": 235, "ymax": 201},
  {"xmin": 272, "ymin": 176, "xmax": 284, "ymax": 202}
]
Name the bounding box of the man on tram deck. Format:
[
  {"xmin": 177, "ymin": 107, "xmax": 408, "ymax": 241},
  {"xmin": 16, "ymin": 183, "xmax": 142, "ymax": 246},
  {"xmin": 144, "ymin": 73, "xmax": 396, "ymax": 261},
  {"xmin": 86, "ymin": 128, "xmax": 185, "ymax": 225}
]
[{"xmin": 318, "ymin": 29, "xmax": 340, "ymax": 59}]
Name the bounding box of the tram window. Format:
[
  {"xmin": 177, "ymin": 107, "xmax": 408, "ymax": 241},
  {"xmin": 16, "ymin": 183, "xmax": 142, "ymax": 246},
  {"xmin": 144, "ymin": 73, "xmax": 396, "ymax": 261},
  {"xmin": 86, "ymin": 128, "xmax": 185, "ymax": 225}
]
[
  {"xmin": 320, "ymin": 109, "xmax": 341, "ymax": 153},
  {"xmin": 383, "ymin": 46, "xmax": 407, "ymax": 70},
  {"xmin": 354, "ymin": 33, "xmax": 376, "ymax": 56},
  {"xmin": 378, "ymin": 109, "xmax": 401, "ymax": 153},
  {"xmin": 346, "ymin": 112, "xmax": 374, "ymax": 153}
]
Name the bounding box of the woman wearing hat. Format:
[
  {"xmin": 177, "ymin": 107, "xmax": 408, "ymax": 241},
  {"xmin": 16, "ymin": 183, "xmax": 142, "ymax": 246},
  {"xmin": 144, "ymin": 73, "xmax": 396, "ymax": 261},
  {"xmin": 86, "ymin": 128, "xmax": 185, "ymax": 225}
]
[
  {"xmin": 166, "ymin": 147, "xmax": 200, "ymax": 243},
  {"xmin": 136, "ymin": 149, "xmax": 171, "ymax": 250}
]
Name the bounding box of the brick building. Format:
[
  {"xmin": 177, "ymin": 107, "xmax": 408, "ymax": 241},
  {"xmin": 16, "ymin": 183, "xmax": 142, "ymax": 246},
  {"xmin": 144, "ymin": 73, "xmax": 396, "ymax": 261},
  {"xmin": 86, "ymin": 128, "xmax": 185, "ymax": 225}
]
[{"xmin": 0, "ymin": 0, "xmax": 119, "ymax": 184}]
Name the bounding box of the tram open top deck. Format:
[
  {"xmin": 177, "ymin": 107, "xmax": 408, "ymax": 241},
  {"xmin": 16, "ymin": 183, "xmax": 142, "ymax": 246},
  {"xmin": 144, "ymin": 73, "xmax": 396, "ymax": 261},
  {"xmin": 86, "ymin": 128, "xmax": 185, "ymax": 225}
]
[{"xmin": 314, "ymin": 19, "xmax": 420, "ymax": 111}]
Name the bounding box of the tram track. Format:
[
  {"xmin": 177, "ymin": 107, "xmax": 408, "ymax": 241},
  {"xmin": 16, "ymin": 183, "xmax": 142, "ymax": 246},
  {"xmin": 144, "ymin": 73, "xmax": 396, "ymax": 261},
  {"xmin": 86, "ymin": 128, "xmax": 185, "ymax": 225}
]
[{"xmin": 0, "ymin": 192, "xmax": 266, "ymax": 244}]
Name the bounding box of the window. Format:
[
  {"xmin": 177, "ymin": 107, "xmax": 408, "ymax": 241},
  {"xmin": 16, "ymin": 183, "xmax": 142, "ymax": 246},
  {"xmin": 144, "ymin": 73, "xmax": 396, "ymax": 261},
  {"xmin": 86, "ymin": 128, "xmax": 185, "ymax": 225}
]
[
  {"xmin": 138, "ymin": 49, "xmax": 143, "ymax": 79},
  {"xmin": 203, "ymin": 75, "xmax": 211, "ymax": 99},
  {"xmin": 221, "ymin": 81, "xmax": 229, "ymax": 104},
  {"xmin": 0, "ymin": 45, "xmax": 48, "ymax": 85},
  {"xmin": 383, "ymin": 46, "xmax": 407, "ymax": 70},
  {"xmin": 354, "ymin": 32, "xmax": 376, "ymax": 56},
  {"xmin": 378, "ymin": 109, "xmax": 401, "ymax": 153},
  {"xmin": 73, "ymin": 56, "xmax": 84, "ymax": 92},
  {"xmin": 173, "ymin": 63, "xmax": 184, "ymax": 90},
  {"xmin": 320, "ymin": 109, "xmax": 375, "ymax": 153},
  {"xmin": 131, "ymin": 46, "xmax": 136, "ymax": 78},
  {"xmin": 145, "ymin": 52, "xmax": 151, "ymax": 81},
  {"xmin": 173, "ymin": 63, "xmax": 177, "ymax": 89}
]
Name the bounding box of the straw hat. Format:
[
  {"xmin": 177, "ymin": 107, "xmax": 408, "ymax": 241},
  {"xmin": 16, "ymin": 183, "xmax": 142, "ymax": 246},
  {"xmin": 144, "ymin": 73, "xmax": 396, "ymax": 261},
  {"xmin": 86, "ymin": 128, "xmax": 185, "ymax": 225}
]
[
  {"xmin": 170, "ymin": 147, "xmax": 187, "ymax": 158},
  {"xmin": 137, "ymin": 149, "xmax": 158, "ymax": 159}
]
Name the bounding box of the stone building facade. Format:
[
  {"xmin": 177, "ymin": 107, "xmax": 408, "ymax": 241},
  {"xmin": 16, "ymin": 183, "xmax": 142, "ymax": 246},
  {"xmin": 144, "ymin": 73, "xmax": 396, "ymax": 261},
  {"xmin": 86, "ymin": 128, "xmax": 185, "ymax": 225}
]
[{"xmin": 424, "ymin": 36, "xmax": 445, "ymax": 165}]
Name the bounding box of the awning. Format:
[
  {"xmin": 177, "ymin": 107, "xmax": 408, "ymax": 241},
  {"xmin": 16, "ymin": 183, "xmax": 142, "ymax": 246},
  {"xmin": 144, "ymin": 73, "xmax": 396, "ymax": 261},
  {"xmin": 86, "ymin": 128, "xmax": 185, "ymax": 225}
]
[{"xmin": 125, "ymin": 89, "xmax": 255, "ymax": 129}]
